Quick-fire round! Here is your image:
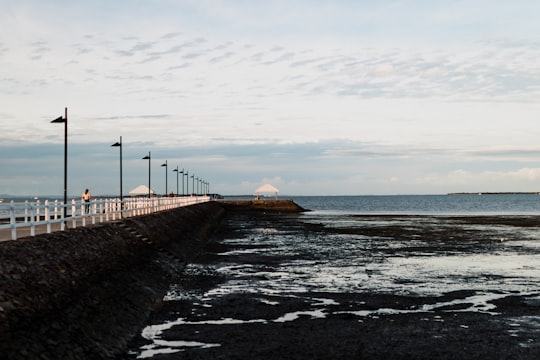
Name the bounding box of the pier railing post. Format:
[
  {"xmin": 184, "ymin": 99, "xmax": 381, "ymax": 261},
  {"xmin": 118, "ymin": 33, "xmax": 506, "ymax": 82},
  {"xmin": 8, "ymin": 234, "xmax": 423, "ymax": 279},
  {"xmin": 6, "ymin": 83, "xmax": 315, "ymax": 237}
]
[
  {"xmin": 106, "ymin": 199, "xmax": 110, "ymax": 222},
  {"xmin": 45, "ymin": 200, "xmax": 51, "ymax": 234},
  {"xmin": 81, "ymin": 200, "xmax": 86, "ymax": 227},
  {"xmin": 92, "ymin": 201, "xmax": 96, "ymax": 225},
  {"xmin": 35, "ymin": 200, "xmax": 40, "ymax": 223},
  {"xmin": 30, "ymin": 202, "xmax": 36, "ymax": 236},
  {"xmin": 118, "ymin": 198, "xmax": 122, "ymax": 218},
  {"xmin": 24, "ymin": 200, "xmax": 29, "ymax": 223},
  {"xmin": 60, "ymin": 200, "xmax": 65, "ymax": 231},
  {"xmin": 99, "ymin": 199, "xmax": 104, "ymax": 223},
  {"xmin": 10, "ymin": 200, "xmax": 16, "ymax": 240},
  {"xmin": 72, "ymin": 199, "xmax": 77, "ymax": 228}
]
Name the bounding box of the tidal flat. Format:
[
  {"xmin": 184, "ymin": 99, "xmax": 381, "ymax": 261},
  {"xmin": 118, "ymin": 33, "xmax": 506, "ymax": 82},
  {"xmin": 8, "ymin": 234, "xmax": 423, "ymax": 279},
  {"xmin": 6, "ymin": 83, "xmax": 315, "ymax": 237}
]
[{"xmin": 126, "ymin": 211, "xmax": 540, "ymax": 359}]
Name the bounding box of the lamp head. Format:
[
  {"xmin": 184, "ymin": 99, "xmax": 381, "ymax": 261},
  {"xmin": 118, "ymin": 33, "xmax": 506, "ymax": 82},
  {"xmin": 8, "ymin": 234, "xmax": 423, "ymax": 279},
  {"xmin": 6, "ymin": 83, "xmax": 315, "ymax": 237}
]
[{"xmin": 50, "ymin": 116, "xmax": 66, "ymax": 123}]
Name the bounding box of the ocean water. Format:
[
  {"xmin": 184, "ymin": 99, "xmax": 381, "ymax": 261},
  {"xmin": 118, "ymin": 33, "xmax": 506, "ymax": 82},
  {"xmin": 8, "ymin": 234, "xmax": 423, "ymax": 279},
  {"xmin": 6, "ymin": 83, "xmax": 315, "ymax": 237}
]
[
  {"xmin": 223, "ymin": 194, "xmax": 540, "ymax": 215},
  {"xmin": 134, "ymin": 194, "xmax": 540, "ymax": 357},
  {"xmin": 289, "ymin": 194, "xmax": 540, "ymax": 215}
]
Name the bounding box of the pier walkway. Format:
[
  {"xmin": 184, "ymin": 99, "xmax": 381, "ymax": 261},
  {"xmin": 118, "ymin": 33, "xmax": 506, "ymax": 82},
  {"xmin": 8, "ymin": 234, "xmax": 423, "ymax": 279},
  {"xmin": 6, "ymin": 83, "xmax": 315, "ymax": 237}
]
[{"xmin": 0, "ymin": 196, "xmax": 210, "ymax": 241}]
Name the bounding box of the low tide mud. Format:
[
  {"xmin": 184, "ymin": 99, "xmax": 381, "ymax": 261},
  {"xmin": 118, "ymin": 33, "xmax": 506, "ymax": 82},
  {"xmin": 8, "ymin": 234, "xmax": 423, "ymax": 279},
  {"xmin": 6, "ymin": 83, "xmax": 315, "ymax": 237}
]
[{"xmin": 125, "ymin": 210, "xmax": 540, "ymax": 359}]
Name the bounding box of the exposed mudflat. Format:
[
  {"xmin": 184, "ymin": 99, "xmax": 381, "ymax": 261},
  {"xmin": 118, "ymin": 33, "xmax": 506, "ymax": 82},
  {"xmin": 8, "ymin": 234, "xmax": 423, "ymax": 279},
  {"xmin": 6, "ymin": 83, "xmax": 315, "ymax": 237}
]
[{"xmin": 124, "ymin": 211, "xmax": 540, "ymax": 359}]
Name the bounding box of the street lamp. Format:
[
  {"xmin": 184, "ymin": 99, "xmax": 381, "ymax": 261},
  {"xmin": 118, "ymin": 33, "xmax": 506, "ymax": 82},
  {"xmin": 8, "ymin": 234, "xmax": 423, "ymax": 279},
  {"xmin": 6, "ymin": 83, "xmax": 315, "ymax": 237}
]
[
  {"xmin": 173, "ymin": 167, "xmax": 179, "ymax": 196},
  {"xmin": 142, "ymin": 152, "xmax": 151, "ymax": 198},
  {"xmin": 184, "ymin": 171, "xmax": 189, "ymax": 195},
  {"xmin": 111, "ymin": 136, "xmax": 123, "ymax": 207},
  {"xmin": 50, "ymin": 107, "xmax": 68, "ymax": 217},
  {"xmin": 180, "ymin": 169, "xmax": 184, "ymax": 195},
  {"xmin": 161, "ymin": 160, "xmax": 168, "ymax": 196}
]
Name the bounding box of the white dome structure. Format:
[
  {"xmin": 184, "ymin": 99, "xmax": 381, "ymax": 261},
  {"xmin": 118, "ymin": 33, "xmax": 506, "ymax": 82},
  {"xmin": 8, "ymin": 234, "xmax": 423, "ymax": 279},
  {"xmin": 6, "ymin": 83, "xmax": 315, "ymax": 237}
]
[{"xmin": 255, "ymin": 184, "xmax": 279, "ymax": 199}]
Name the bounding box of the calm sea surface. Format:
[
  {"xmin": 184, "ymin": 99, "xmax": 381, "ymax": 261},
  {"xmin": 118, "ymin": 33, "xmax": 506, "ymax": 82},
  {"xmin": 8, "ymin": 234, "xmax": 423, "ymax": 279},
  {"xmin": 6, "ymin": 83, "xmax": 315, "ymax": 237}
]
[
  {"xmin": 289, "ymin": 194, "xmax": 540, "ymax": 215},
  {"xmin": 224, "ymin": 194, "xmax": 540, "ymax": 215}
]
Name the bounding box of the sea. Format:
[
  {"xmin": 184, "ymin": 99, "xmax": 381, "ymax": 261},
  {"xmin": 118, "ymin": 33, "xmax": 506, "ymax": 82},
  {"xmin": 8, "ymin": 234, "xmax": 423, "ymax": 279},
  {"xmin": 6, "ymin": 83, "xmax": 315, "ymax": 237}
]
[
  {"xmin": 220, "ymin": 193, "xmax": 540, "ymax": 215},
  {"xmin": 3, "ymin": 193, "xmax": 540, "ymax": 215},
  {"xmin": 288, "ymin": 193, "xmax": 540, "ymax": 215},
  {"xmin": 133, "ymin": 194, "xmax": 540, "ymax": 357}
]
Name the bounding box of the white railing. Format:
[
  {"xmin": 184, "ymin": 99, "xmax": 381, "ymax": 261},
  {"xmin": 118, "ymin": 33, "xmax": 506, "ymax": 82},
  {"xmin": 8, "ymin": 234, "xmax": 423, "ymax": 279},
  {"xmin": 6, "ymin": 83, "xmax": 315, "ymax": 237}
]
[{"xmin": 0, "ymin": 196, "xmax": 210, "ymax": 241}]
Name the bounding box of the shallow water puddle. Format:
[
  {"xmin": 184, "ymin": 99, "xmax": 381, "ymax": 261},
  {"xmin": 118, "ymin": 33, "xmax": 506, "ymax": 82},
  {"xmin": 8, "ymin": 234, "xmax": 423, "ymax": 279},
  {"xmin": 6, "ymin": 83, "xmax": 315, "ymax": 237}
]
[
  {"xmin": 504, "ymin": 316, "xmax": 540, "ymax": 348},
  {"xmin": 138, "ymin": 290, "xmax": 534, "ymax": 358},
  {"xmin": 138, "ymin": 339, "xmax": 220, "ymax": 359}
]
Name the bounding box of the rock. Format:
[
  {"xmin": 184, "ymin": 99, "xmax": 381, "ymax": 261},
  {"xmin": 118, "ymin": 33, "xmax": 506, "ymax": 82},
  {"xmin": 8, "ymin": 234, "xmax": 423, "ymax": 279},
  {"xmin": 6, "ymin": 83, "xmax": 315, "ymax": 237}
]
[{"xmin": 0, "ymin": 201, "xmax": 226, "ymax": 359}]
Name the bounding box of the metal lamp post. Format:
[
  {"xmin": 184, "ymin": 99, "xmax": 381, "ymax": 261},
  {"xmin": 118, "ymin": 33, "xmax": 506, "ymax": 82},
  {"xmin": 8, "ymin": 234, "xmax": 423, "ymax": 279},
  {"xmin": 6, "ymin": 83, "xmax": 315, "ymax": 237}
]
[
  {"xmin": 173, "ymin": 166, "xmax": 179, "ymax": 196},
  {"xmin": 142, "ymin": 152, "xmax": 151, "ymax": 198},
  {"xmin": 161, "ymin": 160, "xmax": 168, "ymax": 196},
  {"xmin": 180, "ymin": 169, "xmax": 184, "ymax": 195},
  {"xmin": 111, "ymin": 136, "xmax": 123, "ymax": 207},
  {"xmin": 50, "ymin": 107, "xmax": 68, "ymax": 218},
  {"xmin": 184, "ymin": 171, "xmax": 189, "ymax": 195}
]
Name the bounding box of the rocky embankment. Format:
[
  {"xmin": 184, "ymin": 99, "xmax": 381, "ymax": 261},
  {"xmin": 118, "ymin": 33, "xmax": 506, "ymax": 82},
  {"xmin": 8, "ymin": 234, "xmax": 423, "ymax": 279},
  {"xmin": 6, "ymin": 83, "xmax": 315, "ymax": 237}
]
[
  {"xmin": 219, "ymin": 199, "xmax": 307, "ymax": 212},
  {"xmin": 0, "ymin": 201, "xmax": 227, "ymax": 359}
]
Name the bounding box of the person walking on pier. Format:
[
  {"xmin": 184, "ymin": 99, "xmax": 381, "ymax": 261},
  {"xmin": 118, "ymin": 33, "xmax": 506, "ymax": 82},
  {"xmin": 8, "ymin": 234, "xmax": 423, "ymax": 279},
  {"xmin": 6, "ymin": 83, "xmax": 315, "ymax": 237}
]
[{"xmin": 82, "ymin": 189, "xmax": 91, "ymax": 214}]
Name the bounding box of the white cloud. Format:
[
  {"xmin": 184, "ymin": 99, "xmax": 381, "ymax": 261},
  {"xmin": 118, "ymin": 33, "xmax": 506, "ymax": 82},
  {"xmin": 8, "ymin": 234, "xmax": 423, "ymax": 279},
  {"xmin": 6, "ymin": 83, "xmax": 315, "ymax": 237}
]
[
  {"xmin": 413, "ymin": 168, "xmax": 540, "ymax": 193},
  {"xmin": 2, "ymin": 1, "xmax": 540, "ymax": 195}
]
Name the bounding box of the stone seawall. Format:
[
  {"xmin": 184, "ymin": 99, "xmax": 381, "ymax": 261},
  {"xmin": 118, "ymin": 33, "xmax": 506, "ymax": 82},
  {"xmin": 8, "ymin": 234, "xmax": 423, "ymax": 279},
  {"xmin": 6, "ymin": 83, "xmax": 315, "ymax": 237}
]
[
  {"xmin": 219, "ymin": 199, "xmax": 307, "ymax": 212},
  {"xmin": 0, "ymin": 201, "xmax": 226, "ymax": 359}
]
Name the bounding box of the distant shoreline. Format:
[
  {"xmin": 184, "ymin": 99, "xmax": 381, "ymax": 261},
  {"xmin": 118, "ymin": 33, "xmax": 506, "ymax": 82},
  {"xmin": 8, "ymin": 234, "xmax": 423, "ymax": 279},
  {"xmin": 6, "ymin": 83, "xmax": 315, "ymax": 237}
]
[{"xmin": 448, "ymin": 192, "xmax": 540, "ymax": 195}]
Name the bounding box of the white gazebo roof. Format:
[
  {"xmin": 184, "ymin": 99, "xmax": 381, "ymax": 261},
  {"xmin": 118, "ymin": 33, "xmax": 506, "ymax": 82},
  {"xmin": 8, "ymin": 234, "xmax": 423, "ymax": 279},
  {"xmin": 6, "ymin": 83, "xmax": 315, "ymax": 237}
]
[
  {"xmin": 255, "ymin": 184, "xmax": 279, "ymax": 199},
  {"xmin": 129, "ymin": 184, "xmax": 154, "ymax": 196}
]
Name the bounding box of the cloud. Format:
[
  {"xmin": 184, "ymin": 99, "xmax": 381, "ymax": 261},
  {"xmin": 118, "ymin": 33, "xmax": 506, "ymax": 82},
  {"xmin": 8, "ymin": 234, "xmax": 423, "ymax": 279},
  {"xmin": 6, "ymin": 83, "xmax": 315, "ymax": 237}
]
[
  {"xmin": 2, "ymin": 136, "xmax": 540, "ymax": 196},
  {"xmin": 460, "ymin": 147, "xmax": 540, "ymax": 162},
  {"xmin": 93, "ymin": 114, "xmax": 170, "ymax": 121},
  {"xmin": 414, "ymin": 167, "xmax": 540, "ymax": 191},
  {"xmin": 2, "ymin": 1, "xmax": 540, "ymax": 195}
]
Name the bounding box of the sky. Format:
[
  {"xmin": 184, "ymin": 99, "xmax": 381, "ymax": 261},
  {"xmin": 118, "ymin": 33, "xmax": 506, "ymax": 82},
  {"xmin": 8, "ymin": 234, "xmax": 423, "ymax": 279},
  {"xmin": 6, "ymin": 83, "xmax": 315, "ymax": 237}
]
[{"xmin": 1, "ymin": 0, "xmax": 540, "ymax": 197}]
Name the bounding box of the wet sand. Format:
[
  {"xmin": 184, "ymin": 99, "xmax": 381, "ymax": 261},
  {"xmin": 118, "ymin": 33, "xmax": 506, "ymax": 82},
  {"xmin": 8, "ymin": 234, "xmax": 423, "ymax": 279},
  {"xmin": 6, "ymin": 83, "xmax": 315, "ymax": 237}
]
[{"xmin": 123, "ymin": 211, "xmax": 540, "ymax": 359}]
